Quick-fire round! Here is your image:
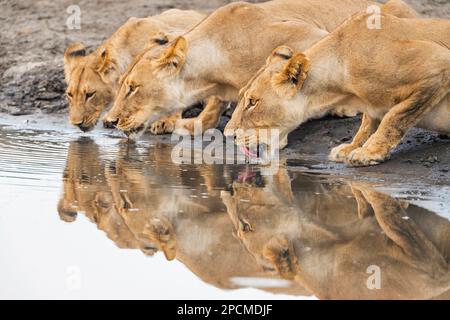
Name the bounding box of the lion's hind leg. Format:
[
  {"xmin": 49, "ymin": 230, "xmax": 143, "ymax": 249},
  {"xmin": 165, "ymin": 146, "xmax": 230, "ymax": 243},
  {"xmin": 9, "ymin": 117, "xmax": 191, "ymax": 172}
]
[{"xmin": 347, "ymin": 79, "xmax": 449, "ymax": 167}]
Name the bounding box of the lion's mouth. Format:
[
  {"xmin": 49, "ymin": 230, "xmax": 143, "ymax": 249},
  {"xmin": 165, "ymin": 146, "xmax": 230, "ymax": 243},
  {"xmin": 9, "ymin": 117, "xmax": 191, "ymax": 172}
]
[
  {"xmin": 239, "ymin": 144, "xmax": 270, "ymax": 160},
  {"xmin": 240, "ymin": 146, "xmax": 257, "ymax": 158},
  {"xmin": 77, "ymin": 123, "xmax": 95, "ymax": 132},
  {"xmin": 237, "ymin": 170, "xmax": 257, "ymax": 183},
  {"xmin": 103, "ymin": 120, "xmax": 117, "ymax": 129},
  {"xmin": 236, "ymin": 134, "xmax": 260, "ymax": 158},
  {"xmin": 237, "ymin": 170, "xmax": 265, "ymax": 187}
]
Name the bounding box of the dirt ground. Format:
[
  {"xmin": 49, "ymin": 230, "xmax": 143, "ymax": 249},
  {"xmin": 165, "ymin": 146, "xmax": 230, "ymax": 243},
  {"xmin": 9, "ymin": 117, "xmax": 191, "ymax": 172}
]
[
  {"xmin": 0, "ymin": 0, "xmax": 449, "ymax": 185},
  {"xmin": 0, "ymin": 0, "xmax": 448, "ymax": 115}
]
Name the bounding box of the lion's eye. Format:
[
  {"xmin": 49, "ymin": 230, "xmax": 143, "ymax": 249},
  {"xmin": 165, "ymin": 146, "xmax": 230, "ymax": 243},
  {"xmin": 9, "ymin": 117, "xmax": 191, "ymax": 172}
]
[
  {"xmin": 126, "ymin": 84, "xmax": 138, "ymax": 97},
  {"xmin": 247, "ymin": 98, "xmax": 259, "ymax": 110},
  {"xmin": 85, "ymin": 91, "xmax": 96, "ymax": 100}
]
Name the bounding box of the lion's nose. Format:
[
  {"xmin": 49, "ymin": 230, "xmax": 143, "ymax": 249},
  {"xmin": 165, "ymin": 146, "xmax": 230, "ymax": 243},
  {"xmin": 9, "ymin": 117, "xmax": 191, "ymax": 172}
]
[
  {"xmin": 76, "ymin": 123, "xmax": 91, "ymax": 132},
  {"xmin": 103, "ymin": 118, "xmax": 119, "ymax": 129}
]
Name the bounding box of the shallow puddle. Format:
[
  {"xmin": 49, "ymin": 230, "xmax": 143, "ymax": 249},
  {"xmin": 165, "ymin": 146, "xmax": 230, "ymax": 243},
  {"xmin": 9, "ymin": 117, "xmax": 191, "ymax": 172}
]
[{"xmin": 1, "ymin": 124, "xmax": 449, "ymax": 299}]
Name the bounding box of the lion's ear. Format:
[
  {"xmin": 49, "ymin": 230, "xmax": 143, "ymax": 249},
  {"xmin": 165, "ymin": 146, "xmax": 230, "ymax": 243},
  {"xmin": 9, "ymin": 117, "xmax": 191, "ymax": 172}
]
[
  {"xmin": 266, "ymin": 45, "xmax": 294, "ymax": 64},
  {"xmin": 238, "ymin": 46, "xmax": 293, "ymax": 100},
  {"xmin": 271, "ymin": 52, "xmax": 310, "ymax": 98},
  {"xmin": 93, "ymin": 47, "xmax": 112, "ymax": 74},
  {"xmin": 64, "ymin": 42, "xmax": 86, "ymax": 82},
  {"xmin": 154, "ymin": 36, "xmax": 187, "ymax": 76}
]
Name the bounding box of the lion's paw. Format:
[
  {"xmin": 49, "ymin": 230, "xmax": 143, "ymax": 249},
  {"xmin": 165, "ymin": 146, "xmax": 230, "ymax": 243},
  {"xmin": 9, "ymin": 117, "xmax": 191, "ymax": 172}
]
[
  {"xmin": 173, "ymin": 118, "xmax": 203, "ymax": 136},
  {"xmin": 149, "ymin": 118, "xmax": 175, "ymax": 135},
  {"xmin": 346, "ymin": 147, "xmax": 387, "ymax": 167},
  {"xmin": 329, "ymin": 143, "xmax": 356, "ymax": 163}
]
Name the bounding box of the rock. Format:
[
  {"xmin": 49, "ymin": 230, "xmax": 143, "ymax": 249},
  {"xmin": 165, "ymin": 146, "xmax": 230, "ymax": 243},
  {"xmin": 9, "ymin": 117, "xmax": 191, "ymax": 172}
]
[
  {"xmin": 420, "ymin": 155, "xmax": 439, "ymax": 167},
  {"xmin": 37, "ymin": 92, "xmax": 60, "ymax": 101}
]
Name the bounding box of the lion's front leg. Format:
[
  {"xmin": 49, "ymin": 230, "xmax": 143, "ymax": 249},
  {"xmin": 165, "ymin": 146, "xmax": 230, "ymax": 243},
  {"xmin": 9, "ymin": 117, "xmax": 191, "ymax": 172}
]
[
  {"xmin": 173, "ymin": 96, "xmax": 227, "ymax": 135},
  {"xmin": 149, "ymin": 111, "xmax": 182, "ymax": 135},
  {"xmin": 329, "ymin": 113, "xmax": 380, "ymax": 163},
  {"xmin": 350, "ymin": 183, "xmax": 374, "ymax": 219}
]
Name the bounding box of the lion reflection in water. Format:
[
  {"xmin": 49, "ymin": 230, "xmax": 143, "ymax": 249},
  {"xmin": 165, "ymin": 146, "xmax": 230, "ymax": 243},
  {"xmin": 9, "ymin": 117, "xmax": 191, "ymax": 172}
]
[
  {"xmin": 57, "ymin": 138, "xmax": 309, "ymax": 295},
  {"xmin": 57, "ymin": 138, "xmax": 140, "ymax": 249},
  {"xmin": 58, "ymin": 139, "xmax": 450, "ymax": 299},
  {"xmin": 221, "ymin": 168, "xmax": 450, "ymax": 299}
]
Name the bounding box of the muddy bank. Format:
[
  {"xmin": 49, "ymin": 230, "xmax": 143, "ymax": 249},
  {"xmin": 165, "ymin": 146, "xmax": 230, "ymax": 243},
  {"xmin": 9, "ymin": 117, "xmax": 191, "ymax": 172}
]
[{"xmin": 285, "ymin": 116, "xmax": 450, "ymax": 186}]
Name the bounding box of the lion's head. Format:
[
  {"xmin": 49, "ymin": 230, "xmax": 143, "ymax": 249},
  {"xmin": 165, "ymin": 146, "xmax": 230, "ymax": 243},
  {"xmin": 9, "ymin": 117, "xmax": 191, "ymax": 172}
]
[
  {"xmin": 63, "ymin": 43, "xmax": 121, "ymax": 132},
  {"xmin": 104, "ymin": 37, "xmax": 189, "ymax": 139},
  {"xmin": 225, "ymin": 46, "xmax": 311, "ymax": 150},
  {"xmin": 220, "ymin": 169, "xmax": 303, "ymax": 278},
  {"xmin": 63, "ymin": 14, "xmax": 187, "ymax": 133}
]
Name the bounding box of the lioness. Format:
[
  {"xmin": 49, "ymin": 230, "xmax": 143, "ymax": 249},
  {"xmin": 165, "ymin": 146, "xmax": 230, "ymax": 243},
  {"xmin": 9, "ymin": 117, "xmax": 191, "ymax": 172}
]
[
  {"xmin": 225, "ymin": 13, "xmax": 450, "ymax": 166},
  {"xmin": 59, "ymin": 138, "xmax": 310, "ymax": 295},
  {"xmin": 221, "ymin": 168, "xmax": 450, "ymax": 299},
  {"xmin": 106, "ymin": 144, "xmax": 311, "ymax": 294},
  {"xmin": 63, "ymin": 9, "xmax": 204, "ymax": 132},
  {"xmin": 104, "ymin": 0, "xmax": 418, "ymax": 139},
  {"xmin": 57, "ymin": 138, "xmax": 141, "ymax": 249}
]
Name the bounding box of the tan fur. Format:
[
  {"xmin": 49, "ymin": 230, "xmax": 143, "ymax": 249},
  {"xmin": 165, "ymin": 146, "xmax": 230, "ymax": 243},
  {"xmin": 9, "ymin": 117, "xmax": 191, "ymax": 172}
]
[
  {"xmin": 226, "ymin": 13, "xmax": 449, "ymax": 166},
  {"xmin": 59, "ymin": 138, "xmax": 310, "ymax": 295},
  {"xmin": 104, "ymin": 0, "xmax": 418, "ymax": 138},
  {"xmin": 57, "ymin": 139, "xmax": 141, "ymax": 249},
  {"xmin": 63, "ymin": 9, "xmax": 204, "ymax": 131},
  {"xmin": 221, "ymin": 168, "xmax": 450, "ymax": 299}
]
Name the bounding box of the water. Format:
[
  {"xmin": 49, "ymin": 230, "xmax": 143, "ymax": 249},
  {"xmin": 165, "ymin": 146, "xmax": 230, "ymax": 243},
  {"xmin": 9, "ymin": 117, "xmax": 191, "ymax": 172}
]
[{"xmin": 0, "ymin": 123, "xmax": 449, "ymax": 299}]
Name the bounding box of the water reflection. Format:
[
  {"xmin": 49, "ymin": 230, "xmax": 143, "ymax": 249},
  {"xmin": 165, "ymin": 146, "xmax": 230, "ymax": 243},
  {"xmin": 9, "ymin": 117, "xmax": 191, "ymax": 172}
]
[
  {"xmin": 58, "ymin": 138, "xmax": 309, "ymax": 295},
  {"xmin": 222, "ymin": 169, "xmax": 450, "ymax": 299},
  {"xmin": 58, "ymin": 138, "xmax": 450, "ymax": 299}
]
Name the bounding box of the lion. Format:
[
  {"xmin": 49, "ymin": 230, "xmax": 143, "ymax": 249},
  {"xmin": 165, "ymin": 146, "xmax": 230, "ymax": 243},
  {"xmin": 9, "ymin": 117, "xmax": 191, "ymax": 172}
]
[
  {"xmin": 59, "ymin": 138, "xmax": 310, "ymax": 296},
  {"xmin": 104, "ymin": 0, "xmax": 418, "ymax": 139},
  {"xmin": 57, "ymin": 138, "xmax": 141, "ymax": 249},
  {"xmin": 221, "ymin": 168, "xmax": 450, "ymax": 299},
  {"xmin": 63, "ymin": 9, "xmax": 204, "ymax": 132},
  {"xmin": 101, "ymin": 142, "xmax": 313, "ymax": 294},
  {"xmin": 225, "ymin": 13, "xmax": 450, "ymax": 166}
]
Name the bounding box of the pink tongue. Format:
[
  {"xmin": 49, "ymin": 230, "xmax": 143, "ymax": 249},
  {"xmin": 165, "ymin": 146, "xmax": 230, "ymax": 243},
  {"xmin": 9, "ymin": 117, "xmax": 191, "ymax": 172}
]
[
  {"xmin": 238, "ymin": 171, "xmax": 256, "ymax": 183},
  {"xmin": 240, "ymin": 146, "xmax": 257, "ymax": 158}
]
